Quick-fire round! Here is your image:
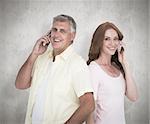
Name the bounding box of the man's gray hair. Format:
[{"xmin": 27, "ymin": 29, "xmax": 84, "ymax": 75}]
[{"xmin": 53, "ymin": 14, "xmax": 76, "ymax": 33}]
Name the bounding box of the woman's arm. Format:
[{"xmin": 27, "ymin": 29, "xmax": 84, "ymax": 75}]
[
  {"xmin": 122, "ymin": 61, "xmax": 138, "ymax": 101},
  {"xmin": 118, "ymin": 46, "xmax": 138, "ymax": 102}
]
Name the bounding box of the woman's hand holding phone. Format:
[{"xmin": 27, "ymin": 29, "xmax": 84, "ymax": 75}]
[{"xmin": 118, "ymin": 41, "xmax": 126, "ymax": 65}]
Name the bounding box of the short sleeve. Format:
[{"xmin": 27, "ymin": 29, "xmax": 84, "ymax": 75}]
[
  {"xmin": 72, "ymin": 61, "xmax": 93, "ymax": 98},
  {"xmin": 89, "ymin": 64, "xmax": 101, "ymax": 101}
]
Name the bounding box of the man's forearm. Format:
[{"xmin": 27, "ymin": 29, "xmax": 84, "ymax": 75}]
[
  {"xmin": 65, "ymin": 93, "xmax": 95, "ymax": 124},
  {"xmin": 15, "ymin": 53, "xmax": 38, "ymax": 89},
  {"xmin": 86, "ymin": 113, "xmax": 94, "ymax": 124},
  {"xmin": 65, "ymin": 106, "xmax": 89, "ymax": 124}
]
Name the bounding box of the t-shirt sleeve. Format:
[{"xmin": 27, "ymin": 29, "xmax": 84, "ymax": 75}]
[
  {"xmin": 89, "ymin": 65, "xmax": 100, "ymax": 101},
  {"xmin": 72, "ymin": 61, "xmax": 93, "ymax": 98}
]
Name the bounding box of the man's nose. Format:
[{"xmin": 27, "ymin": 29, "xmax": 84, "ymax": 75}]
[{"xmin": 52, "ymin": 31, "xmax": 61, "ymax": 37}]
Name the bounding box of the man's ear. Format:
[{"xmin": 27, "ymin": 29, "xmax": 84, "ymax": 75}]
[{"xmin": 71, "ymin": 32, "xmax": 76, "ymax": 41}]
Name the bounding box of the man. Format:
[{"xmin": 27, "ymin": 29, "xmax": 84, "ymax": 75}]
[{"xmin": 15, "ymin": 14, "xmax": 94, "ymax": 124}]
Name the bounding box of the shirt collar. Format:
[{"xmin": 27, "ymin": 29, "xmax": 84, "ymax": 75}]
[
  {"xmin": 48, "ymin": 50, "xmax": 53, "ymax": 58},
  {"xmin": 59, "ymin": 44, "xmax": 74, "ymax": 60},
  {"xmin": 48, "ymin": 44, "xmax": 74, "ymax": 61}
]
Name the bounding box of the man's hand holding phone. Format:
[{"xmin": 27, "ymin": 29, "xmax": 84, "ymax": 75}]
[{"xmin": 32, "ymin": 31, "xmax": 51, "ymax": 57}]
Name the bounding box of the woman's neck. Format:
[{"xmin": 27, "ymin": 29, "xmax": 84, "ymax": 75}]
[{"xmin": 96, "ymin": 54, "xmax": 112, "ymax": 66}]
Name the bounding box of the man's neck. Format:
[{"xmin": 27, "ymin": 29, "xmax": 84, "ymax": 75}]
[{"xmin": 53, "ymin": 43, "xmax": 72, "ymax": 56}]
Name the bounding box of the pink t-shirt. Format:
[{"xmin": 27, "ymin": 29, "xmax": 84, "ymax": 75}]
[{"xmin": 89, "ymin": 61, "xmax": 126, "ymax": 124}]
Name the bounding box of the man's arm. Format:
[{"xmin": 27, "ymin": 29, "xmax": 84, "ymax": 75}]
[
  {"xmin": 15, "ymin": 53, "xmax": 38, "ymax": 89},
  {"xmin": 65, "ymin": 92, "xmax": 95, "ymax": 124},
  {"xmin": 86, "ymin": 113, "xmax": 94, "ymax": 124},
  {"xmin": 15, "ymin": 34, "xmax": 51, "ymax": 89}
]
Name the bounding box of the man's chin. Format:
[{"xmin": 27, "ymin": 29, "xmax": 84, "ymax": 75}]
[{"xmin": 52, "ymin": 44, "xmax": 61, "ymax": 49}]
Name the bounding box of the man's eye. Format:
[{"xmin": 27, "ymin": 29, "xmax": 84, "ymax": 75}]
[
  {"xmin": 60, "ymin": 29, "xmax": 66, "ymax": 33},
  {"xmin": 52, "ymin": 28, "xmax": 57, "ymax": 32}
]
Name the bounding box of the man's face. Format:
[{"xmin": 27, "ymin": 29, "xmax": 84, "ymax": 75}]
[{"xmin": 50, "ymin": 21, "xmax": 75, "ymax": 55}]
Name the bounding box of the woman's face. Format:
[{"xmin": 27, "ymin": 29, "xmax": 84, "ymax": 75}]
[{"xmin": 101, "ymin": 28, "xmax": 120, "ymax": 56}]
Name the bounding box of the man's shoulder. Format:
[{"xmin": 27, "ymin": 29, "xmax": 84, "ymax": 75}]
[
  {"xmin": 69, "ymin": 51, "xmax": 88, "ymax": 69},
  {"xmin": 71, "ymin": 51, "xmax": 86, "ymax": 63}
]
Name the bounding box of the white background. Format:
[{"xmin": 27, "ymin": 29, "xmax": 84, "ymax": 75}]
[{"xmin": 0, "ymin": 0, "xmax": 149, "ymax": 124}]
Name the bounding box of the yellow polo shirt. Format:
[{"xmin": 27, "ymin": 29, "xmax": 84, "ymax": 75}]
[{"xmin": 25, "ymin": 45, "xmax": 93, "ymax": 124}]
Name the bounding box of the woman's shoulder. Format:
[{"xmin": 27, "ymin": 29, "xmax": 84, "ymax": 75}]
[
  {"xmin": 89, "ymin": 61, "xmax": 98, "ymax": 69},
  {"xmin": 88, "ymin": 61, "xmax": 103, "ymax": 75}
]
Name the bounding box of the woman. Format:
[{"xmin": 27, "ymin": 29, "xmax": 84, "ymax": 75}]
[{"xmin": 86, "ymin": 22, "xmax": 138, "ymax": 124}]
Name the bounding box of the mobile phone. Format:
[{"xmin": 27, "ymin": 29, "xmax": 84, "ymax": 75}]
[
  {"xmin": 47, "ymin": 31, "xmax": 51, "ymax": 38},
  {"xmin": 120, "ymin": 47, "xmax": 124, "ymax": 53},
  {"xmin": 43, "ymin": 31, "xmax": 51, "ymax": 46},
  {"xmin": 46, "ymin": 31, "xmax": 51, "ymax": 46}
]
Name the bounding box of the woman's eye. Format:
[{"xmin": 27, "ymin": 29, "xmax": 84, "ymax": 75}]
[
  {"xmin": 105, "ymin": 37, "xmax": 110, "ymax": 41},
  {"xmin": 114, "ymin": 38, "xmax": 119, "ymax": 41}
]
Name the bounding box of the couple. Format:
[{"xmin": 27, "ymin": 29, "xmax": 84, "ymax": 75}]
[{"xmin": 15, "ymin": 14, "xmax": 138, "ymax": 124}]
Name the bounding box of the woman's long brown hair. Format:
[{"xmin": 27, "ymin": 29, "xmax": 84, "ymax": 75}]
[{"xmin": 87, "ymin": 22, "xmax": 125, "ymax": 78}]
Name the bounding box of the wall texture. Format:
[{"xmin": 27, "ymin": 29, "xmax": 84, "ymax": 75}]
[
  {"xmin": 148, "ymin": 1, "xmax": 150, "ymax": 124},
  {"xmin": 0, "ymin": 0, "xmax": 149, "ymax": 124}
]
